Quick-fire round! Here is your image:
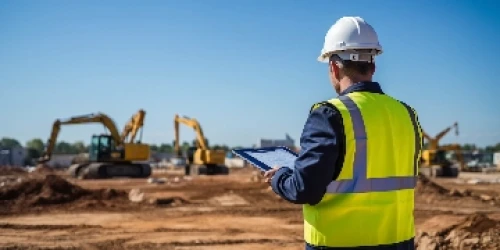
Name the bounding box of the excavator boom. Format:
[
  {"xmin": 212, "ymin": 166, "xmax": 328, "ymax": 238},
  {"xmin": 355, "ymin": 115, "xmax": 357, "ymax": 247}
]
[
  {"xmin": 424, "ymin": 122, "xmax": 459, "ymax": 150},
  {"xmin": 174, "ymin": 114, "xmax": 208, "ymax": 154},
  {"xmin": 39, "ymin": 113, "xmax": 122, "ymax": 163},
  {"xmin": 120, "ymin": 109, "xmax": 146, "ymax": 143},
  {"xmin": 434, "ymin": 122, "xmax": 459, "ymax": 141}
]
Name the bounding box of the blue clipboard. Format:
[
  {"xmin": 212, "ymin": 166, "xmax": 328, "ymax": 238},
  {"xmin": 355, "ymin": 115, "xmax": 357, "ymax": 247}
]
[{"xmin": 232, "ymin": 146, "xmax": 298, "ymax": 172}]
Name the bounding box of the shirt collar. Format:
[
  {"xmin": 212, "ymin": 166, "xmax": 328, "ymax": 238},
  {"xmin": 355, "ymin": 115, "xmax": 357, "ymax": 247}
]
[{"xmin": 339, "ymin": 81, "xmax": 384, "ymax": 96}]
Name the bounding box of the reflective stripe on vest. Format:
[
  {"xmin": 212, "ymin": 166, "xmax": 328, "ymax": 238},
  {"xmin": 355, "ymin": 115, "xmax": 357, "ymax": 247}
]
[{"xmin": 325, "ymin": 96, "xmax": 419, "ymax": 194}]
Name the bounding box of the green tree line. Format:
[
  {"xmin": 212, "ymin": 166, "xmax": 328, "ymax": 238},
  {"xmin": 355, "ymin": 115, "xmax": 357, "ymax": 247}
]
[
  {"xmin": 3, "ymin": 136, "xmax": 497, "ymax": 163},
  {"xmin": 422, "ymin": 142, "xmax": 500, "ymax": 152},
  {"xmin": 0, "ymin": 137, "xmax": 240, "ymax": 161}
]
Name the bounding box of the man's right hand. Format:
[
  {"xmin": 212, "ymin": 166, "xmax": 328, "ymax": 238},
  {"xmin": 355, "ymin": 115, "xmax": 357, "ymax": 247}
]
[{"xmin": 262, "ymin": 166, "xmax": 281, "ymax": 184}]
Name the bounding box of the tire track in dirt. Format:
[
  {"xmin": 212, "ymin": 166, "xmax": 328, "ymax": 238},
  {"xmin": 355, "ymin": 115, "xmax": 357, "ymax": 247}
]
[
  {"xmin": 93, "ymin": 238, "xmax": 304, "ymax": 250},
  {"xmin": 0, "ymin": 223, "xmax": 102, "ymax": 230},
  {"xmin": 0, "ymin": 238, "xmax": 304, "ymax": 250},
  {"xmin": 152, "ymin": 228, "xmax": 213, "ymax": 233}
]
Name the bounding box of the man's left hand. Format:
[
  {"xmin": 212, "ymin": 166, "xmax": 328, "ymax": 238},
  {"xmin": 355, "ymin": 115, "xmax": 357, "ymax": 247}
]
[{"xmin": 263, "ymin": 166, "xmax": 281, "ymax": 184}]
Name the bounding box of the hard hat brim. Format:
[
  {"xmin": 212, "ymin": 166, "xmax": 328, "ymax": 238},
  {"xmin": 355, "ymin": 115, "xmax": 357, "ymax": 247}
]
[
  {"xmin": 317, "ymin": 54, "xmax": 329, "ymax": 63},
  {"xmin": 317, "ymin": 48, "xmax": 383, "ymax": 63}
]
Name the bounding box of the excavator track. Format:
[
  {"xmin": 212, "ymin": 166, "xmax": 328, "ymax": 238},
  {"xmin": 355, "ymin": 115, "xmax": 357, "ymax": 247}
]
[
  {"xmin": 419, "ymin": 164, "xmax": 460, "ymax": 178},
  {"xmin": 68, "ymin": 162, "xmax": 151, "ymax": 179},
  {"xmin": 187, "ymin": 164, "xmax": 229, "ymax": 176}
]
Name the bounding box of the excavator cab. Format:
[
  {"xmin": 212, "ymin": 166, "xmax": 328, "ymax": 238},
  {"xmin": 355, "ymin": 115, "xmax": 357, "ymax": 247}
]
[
  {"xmin": 426, "ymin": 149, "xmax": 459, "ymax": 177},
  {"xmin": 88, "ymin": 134, "xmax": 124, "ymax": 162},
  {"xmin": 431, "ymin": 150, "xmax": 449, "ymax": 165},
  {"xmin": 184, "ymin": 146, "xmax": 198, "ymax": 175},
  {"xmin": 186, "ymin": 146, "xmax": 197, "ymax": 164}
]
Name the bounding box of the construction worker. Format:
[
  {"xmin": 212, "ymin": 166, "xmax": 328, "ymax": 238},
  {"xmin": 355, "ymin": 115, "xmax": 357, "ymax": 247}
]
[{"xmin": 264, "ymin": 16, "xmax": 423, "ymax": 250}]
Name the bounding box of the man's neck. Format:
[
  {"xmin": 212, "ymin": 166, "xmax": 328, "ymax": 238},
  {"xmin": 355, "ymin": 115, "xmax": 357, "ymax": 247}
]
[{"xmin": 339, "ymin": 76, "xmax": 372, "ymax": 94}]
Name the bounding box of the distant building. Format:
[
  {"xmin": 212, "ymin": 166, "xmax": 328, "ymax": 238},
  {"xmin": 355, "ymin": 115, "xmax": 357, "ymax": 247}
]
[
  {"xmin": 494, "ymin": 152, "xmax": 500, "ymax": 169},
  {"xmin": 225, "ymin": 158, "xmax": 245, "ymax": 168},
  {"xmin": 150, "ymin": 152, "xmax": 175, "ymax": 162},
  {"xmin": 0, "ymin": 145, "xmax": 26, "ymax": 167},
  {"xmin": 46, "ymin": 154, "xmax": 78, "ymax": 168},
  {"xmin": 259, "ymin": 134, "xmax": 296, "ymax": 149}
]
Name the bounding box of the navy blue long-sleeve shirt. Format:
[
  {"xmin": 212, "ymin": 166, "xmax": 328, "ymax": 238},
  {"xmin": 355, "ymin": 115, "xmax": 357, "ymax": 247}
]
[{"xmin": 270, "ymin": 81, "xmax": 415, "ymax": 250}]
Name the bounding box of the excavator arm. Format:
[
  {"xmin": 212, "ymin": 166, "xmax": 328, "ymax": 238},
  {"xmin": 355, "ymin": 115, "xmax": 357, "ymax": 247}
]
[
  {"xmin": 174, "ymin": 114, "xmax": 208, "ymax": 156},
  {"xmin": 120, "ymin": 109, "xmax": 146, "ymax": 143},
  {"xmin": 422, "ymin": 132, "xmax": 433, "ymax": 142},
  {"xmin": 423, "ymin": 122, "xmax": 459, "ymax": 150},
  {"xmin": 38, "ymin": 113, "xmax": 122, "ymax": 163},
  {"xmin": 434, "ymin": 122, "xmax": 459, "ymax": 141}
]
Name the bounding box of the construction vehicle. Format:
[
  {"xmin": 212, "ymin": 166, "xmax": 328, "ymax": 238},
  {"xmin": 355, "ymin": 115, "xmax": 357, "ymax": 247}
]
[
  {"xmin": 420, "ymin": 122, "xmax": 463, "ymax": 178},
  {"xmin": 38, "ymin": 110, "xmax": 152, "ymax": 179},
  {"xmin": 174, "ymin": 114, "xmax": 229, "ymax": 175},
  {"xmin": 466, "ymin": 151, "xmax": 495, "ymax": 172}
]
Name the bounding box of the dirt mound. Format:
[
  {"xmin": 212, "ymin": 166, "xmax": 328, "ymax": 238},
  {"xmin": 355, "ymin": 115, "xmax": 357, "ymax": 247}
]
[
  {"xmin": 0, "ymin": 166, "xmax": 27, "ymax": 176},
  {"xmin": 33, "ymin": 164, "xmax": 55, "ymax": 174},
  {"xmin": 416, "ymin": 213, "xmax": 500, "ymax": 250},
  {"xmin": 0, "ymin": 174, "xmax": 129, "ymax": 214},
  {"xmin": 0, "ymin": 174, "xmax": 88, "ymax": 205},
  {"xmin": 415, "ymin": 174, "xmax": 467, "ymax": 206},
  {"xmin": 416, "ymin": 174, "xmax": 500, "ymax": 207},
  {"xmin": 416, "ymin": 174, "xmax": 462, "ymax": 197},
  {"xmin": 453, "ymin": 213, "xmax": 498, "ymax": 233}
]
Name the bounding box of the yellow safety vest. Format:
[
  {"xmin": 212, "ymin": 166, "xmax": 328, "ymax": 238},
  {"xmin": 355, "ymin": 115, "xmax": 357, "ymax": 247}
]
[{"xmin": 304, "ymin": 91, "xmax": 422, "ymax": 248}]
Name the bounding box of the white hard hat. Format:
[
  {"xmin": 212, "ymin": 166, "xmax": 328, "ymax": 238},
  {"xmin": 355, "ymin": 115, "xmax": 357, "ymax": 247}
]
[{"xmin": 318, "ymin": 16, "xmax": 383, "ymax": 63}]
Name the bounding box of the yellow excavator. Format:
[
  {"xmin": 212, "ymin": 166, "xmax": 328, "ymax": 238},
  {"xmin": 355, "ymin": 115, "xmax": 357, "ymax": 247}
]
[
  {"xmin": 174, "ymin": 114, "xmax": 228, "ymax": 175},
  {"xmin": 421, "ymin": 122, "xmax": 464, "ymax": 177},
  {"xmin": 38, "ymin": 109, "xmax": 152, "ymax": 179}
]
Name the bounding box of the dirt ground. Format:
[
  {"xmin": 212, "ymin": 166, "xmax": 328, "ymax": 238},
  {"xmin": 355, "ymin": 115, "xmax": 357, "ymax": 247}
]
[{"xmin": 2, "ymin": 166, "xmax": 500, "ymax": 250}]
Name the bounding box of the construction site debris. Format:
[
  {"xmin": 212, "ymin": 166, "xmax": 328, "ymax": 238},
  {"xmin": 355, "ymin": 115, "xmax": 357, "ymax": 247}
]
[
  {"xmin": 461, "ymin": 178, "xmax": 500, "ymax": 185},
  {"xmin": 0, "ymin": 166, "xmax": 27, "ymax": 176},
  {"xmin": 148, "ymin": 196, "xmax": 188, "ymax": 206},
  {"xmin": 209, "ymin": 193, "xmax": 249, "ymax": 206},
  {"xmin": 33, "ymin": 164, "xmax": 55, "ymax": 174},
  {"xmin": 416, "ymin": 213, "xmax": 500, "ymax": 250},
  {"xmin": 147, "ymin": 177, "xmax": 167, "ymax": 184},
  {"xmin": 128, "ymin": 188, "xmax": 145, "ymax": 203},
  {"xmin": 467, "ymin": 179, "xmax": 488, "ymax": 185},
  {"xmin": 128, "ymin": 187, "xmax": 188, "ymax": 206},
  {"xmin": 0, "ymin": 174, "xmax": 128, "ymax": 215},
  {"xmin": 0, "ymin": 175, "xmax": 22, "ymax": 185}
]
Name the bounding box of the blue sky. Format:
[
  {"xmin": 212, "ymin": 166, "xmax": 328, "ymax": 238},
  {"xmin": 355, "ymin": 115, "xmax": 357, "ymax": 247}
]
[{"xmin": 1, "ymin": 0, "xmax": 499, "ymax": 148}]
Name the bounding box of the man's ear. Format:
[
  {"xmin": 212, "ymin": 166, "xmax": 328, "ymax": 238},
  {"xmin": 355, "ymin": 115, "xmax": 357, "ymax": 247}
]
[
  {"xmin": 328, "ymin": 61, "xmax": 336, "ymax": 73},
  {"xmin": 329, "ymin": 61, "xmax": 340, "ymax": 78}
]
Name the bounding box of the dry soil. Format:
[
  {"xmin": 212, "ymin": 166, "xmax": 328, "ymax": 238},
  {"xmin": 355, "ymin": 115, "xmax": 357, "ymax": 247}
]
[{"xmin": 1, "ymin": 167, "xmax": 500, "ymax": 250}]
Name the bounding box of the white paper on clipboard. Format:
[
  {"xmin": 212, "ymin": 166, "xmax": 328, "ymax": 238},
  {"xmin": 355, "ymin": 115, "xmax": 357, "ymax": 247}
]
[{"xmin": 246, "ymin": 148, "xmax": 297, "ymax": 169}]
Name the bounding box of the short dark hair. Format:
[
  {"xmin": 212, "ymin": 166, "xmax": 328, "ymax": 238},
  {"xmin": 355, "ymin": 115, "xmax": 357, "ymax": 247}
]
[
  {"xmin": 329, "ymin": 51, "xmax": 376, "ymax": 76},
  {"xmin": 341, "ymin": 60, "xmax": 375, "ymax": 76}
]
